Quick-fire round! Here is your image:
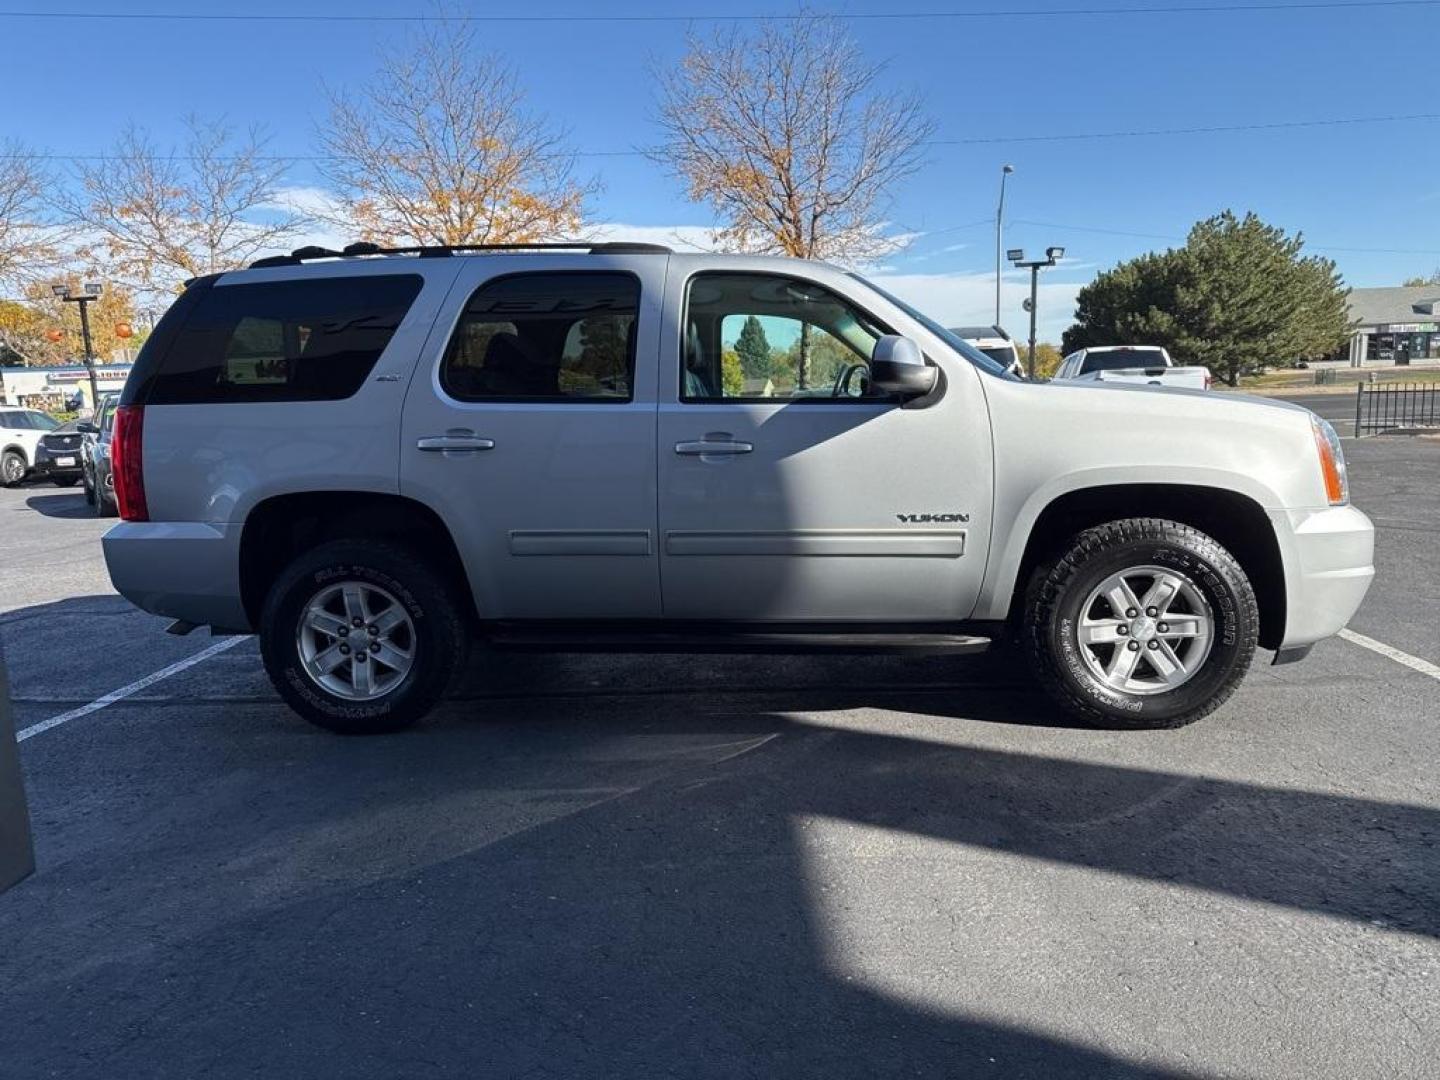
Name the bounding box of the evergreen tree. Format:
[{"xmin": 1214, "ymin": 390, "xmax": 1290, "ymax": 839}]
[
  {"xmin": 734, "ymin": 315, "xmax": 772, "ymax": 380},
  {"xmin": 1063, "ymin": 211, "xmax": 1351, "ymax": 386}
]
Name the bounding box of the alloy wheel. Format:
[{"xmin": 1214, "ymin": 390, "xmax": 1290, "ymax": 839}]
[
  {"xmin": 1075, "ymin": 565, "xmax": 1215, "ymax": 695},
  {"xmin": 295, "ymin": 581, "xmax": 416, "ymax": 701}
]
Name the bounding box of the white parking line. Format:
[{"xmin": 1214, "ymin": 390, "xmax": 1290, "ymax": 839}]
[
  {"xmin": 1339, "ymin": 629, "xmax": 1440, "ymax": 683},
  {"xmin": 16, "ymin": 636, "xmax": 248, "ymax": 742}
]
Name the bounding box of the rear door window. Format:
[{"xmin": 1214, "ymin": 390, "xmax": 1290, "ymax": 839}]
[
  {"xmin": 441, "ymin": 272, "xmax": 639, "ymax": 402},
  {"xmin": 146, "ymin": 274, "xmax": 423, "ymax": 404}
]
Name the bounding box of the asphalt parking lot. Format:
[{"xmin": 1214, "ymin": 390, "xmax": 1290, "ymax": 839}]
[{"xmin": 1, "ymin": 437, "xmax": 1437, "ymax": 1079}]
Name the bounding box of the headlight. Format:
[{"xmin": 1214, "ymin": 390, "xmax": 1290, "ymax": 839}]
[{"xmin": 1311, "ymin": 414, "xmax": 1348, "ymax": 506}]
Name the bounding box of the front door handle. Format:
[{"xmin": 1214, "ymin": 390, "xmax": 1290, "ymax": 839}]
[
  {"xmin": 675, "ymin": 438, "xmax": 754, "ymax": 456},
  {"xmin": 417, "ymin": 434, "xmax": 496, "ymax": 452}
]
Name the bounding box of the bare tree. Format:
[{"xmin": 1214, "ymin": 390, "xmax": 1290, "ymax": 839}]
[
  {"xmin": 55, "ymin": 117, "xmax": 307, "ymax": 300},
  {"xmin": 317, "ymin": 17, "xmax": 592, "ymax": 247},
  {"xmin": 0, "ymin": 141, "xmax": 60, "ymax": 289},
  {"xmin": 654, "ymin": 15, "xmax": 933, "ymax": 263}
]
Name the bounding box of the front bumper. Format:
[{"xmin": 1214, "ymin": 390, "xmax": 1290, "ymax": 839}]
[
  {"xmin": 102, "ymin": 521, "xmax": 251, "ymax": 632},
  {"xmin": 1269, "ymin": 504, "xmax": 1375, "ymax": 649}
]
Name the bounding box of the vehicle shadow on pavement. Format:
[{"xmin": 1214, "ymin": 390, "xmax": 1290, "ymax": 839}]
[
  {"xmin": 3, "ymin": 684, "xmax": 1436, "ymax": 1077},
  {"xmin": 21, "ymin": 491, "xmax": 94, "ymax": 520}
]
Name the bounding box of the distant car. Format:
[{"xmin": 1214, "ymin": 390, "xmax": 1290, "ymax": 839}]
[
  {"xmin": 0, "ymin": 406, "xmax": 61, "ymax": 486},
  {"xmin": 1055, "ymin": 346, "xmax": 1212, "ymax": 390},
  {"xmin": 31, "ymin": 419, "xmax": 86, "ymax": 487},
  {"xmin": 79, "ymin": 394, "xmax": 119, "ymax": 515},
  {"xmin": 949, "ymin": 325, "xmax": 1023, "ymax": 377}
]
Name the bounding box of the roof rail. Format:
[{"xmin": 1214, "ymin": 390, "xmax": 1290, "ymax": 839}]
[{"xmin": 249, "ymin": 240, "xmax": 671, "ymax": 269}]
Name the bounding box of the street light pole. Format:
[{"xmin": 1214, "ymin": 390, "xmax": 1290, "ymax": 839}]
[
  {"xmin": 1026, "ymin": 263, "xmax": 1041, "ymax": 378},
  {"xmin": 995, "ymin": 165, "xmax": 1013, "ymax": 327},
  {"xmin": 1007, "ymin": 246, "xmax": 1065, "ymax": 380},
  {"xmin": 52, "ymin": 282, "xmax": 104, "ymax": 411}
]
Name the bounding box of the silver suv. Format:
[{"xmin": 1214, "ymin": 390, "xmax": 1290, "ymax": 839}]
[{"xmin": 102, "ymin": 242, "xmax": 1375, "ymax": 734}]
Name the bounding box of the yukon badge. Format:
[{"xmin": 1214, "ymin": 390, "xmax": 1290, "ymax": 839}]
[{"xmin": 896, "ymin": 512, "xmax": 970, "ymax": 524}]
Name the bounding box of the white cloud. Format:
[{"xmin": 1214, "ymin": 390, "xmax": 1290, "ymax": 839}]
[
  {"xmin": 867, "ymin": 269, "xmax": 1082, "ymax": 343},
  {"xmin": 583, "ymin": 222, "xmax": 720, "ymax": 251}
]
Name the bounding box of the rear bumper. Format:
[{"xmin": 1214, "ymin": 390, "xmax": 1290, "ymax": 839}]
[
  {"xmin": 1270, "ymin": 504, "xmax": 1375, "ymax": 649},
  {"xmin": 30, "ymin": 459, "xmax": 83, "ymax": 479},
  {"xmin": 102, "ymin": 521, "xmax": 251, "ymax": 631}
]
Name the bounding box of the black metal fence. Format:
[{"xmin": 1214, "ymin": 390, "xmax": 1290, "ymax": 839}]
[{"xmin": 1354, "ymin": 382, "xmax": 1440, "ymax": 436}]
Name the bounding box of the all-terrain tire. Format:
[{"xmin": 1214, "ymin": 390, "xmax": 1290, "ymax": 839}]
[
  {"xmin": 259, "ymin": 539, "xmax": 467, "ymax": 734},
  {"xmin": 1024, "ymin": 518, "xmax": 1258, "ymax": 730}
]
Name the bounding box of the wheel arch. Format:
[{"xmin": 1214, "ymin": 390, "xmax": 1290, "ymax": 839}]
[
  {"xmin": 991, "ymin": 483, "xmax": 1286, "ymax": 650},
  {"xmin": 238, "ymin": 491, "xmax": 477, "ymax": 631}
]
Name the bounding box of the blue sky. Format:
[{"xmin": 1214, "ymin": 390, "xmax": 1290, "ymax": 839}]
[{"xmin": 2, "ymin": 1, "xmax": 1437, "ymax": 341}]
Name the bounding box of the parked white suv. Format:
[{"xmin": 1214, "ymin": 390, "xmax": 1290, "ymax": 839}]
[
  {"xmin": 1, "ymin": 407, "xmax": 61, "ymax": 486},
  {"xmin": 102, "ymin": 242, "xmax": 1374, "ymax": 734}
]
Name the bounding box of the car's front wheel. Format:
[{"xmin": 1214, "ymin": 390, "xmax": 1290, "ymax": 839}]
[
  {"xmin": 259, "ymin": 539, "xmax": 466, "ymax": 734},
  {"xmin": 1024, "ymin": 518, "xmax": 1258, "ymax": 729},
  {"xmin": 1, "ymin": 450, "xmax": 25, "ymax": 487}
]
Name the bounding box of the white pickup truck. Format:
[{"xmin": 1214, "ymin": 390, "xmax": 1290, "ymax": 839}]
[{"xmin": 1056, "ymin": 346, "xmax": 1212, "ymax": 390}]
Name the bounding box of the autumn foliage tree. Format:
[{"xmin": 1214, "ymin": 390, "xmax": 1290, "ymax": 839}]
[
  {"xmin": 317, "ymin": 17, "xmax": 591, "ymax": 246},
  {"xmin": 0, "ymin": 281, "xmax": 141, "ymax": 367},
  {"xmin": 54, "ymin": 118, "xmax": 306, "ymax": 301},
  {"xmin": 654, "ymin": 14, "xmax": 932, "ymax": 263}
]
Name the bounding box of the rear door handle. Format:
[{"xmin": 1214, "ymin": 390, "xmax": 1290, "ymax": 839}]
[
  {"xmin": 675, "ymin": 438, "xmax": 754, "ymax": 456},
  {"xmin": 417, "ymin": 434, "xmax": 496, "ymax": 452}
]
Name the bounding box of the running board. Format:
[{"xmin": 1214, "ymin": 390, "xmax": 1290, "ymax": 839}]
[{"xmin": 485, "ymin": 629, "xmax": 993, "ymax": 656}]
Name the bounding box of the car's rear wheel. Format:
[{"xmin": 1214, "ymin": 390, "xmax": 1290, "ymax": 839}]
[
  {"xmin": 259, "ymin": 539, "xmax": 466, "ymax": 734},
  {"xmin": 1, "ymin": 451, "xmax": 25, "ymax": 487},
  {"xmin": 96, "ymin": 477, "xmax": 118, "ymax": 517},
  {"xmin": 1024, "ymin": 518, "xmax": 1258, "ymax": 729}
]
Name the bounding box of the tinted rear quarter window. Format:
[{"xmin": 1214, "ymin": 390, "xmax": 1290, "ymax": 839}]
[{"xmin": 146, "ymin": 274, "xmax": 423, "ymax": 404}]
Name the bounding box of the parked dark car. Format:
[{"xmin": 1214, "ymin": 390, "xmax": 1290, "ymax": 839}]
[
  {"xmin": 79, "ymin": 395, "xmax": 118, "ymax": 515},
  {"xmin": 31, "ymin": 419, "xmax": 86, "ymax": 487}
]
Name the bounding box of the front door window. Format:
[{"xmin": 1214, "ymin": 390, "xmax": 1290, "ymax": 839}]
[{"xmin": 681, "ymin": 273, "xmax": 889, "ymax": 401}]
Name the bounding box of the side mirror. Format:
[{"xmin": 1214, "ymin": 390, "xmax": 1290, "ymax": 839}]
[
  {"xmin": 870, "ymin": 335, "xmax": 937, "ymax": 398},
  {"xmin": 75, "ymin": 422, "xmax": 97, "ymax": 434}
]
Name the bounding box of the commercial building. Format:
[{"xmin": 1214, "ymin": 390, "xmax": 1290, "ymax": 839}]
[
  {"xmin": 1342, "ymin": 287, "xmax": 1440, "ymax": 366},
  {"xmin": 0, "ymin": 364, "xmax": 133, "ymax": 411}
]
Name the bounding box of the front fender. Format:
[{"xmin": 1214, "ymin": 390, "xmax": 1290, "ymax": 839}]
[{"xmin": 973, "ymin": 466, "xmax": 1289, "ymax": 621}]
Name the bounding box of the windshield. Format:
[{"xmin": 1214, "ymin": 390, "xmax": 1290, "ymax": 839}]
[
  {"xmin": 847, "ymin": 273, "xmax": 1021, "ymax": 380},
  {"xmin": 24, "ymin": 411, "xmax": 59, "ymax": 430},
  {"xmin": 1082, "ymin": 348, "xmax": 1169, "ymax": 374}
]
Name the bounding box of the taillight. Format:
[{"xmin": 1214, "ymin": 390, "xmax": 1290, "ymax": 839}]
[{"xmin": 112, "ymin": 404, "xmax": 149, "ymax": 521}]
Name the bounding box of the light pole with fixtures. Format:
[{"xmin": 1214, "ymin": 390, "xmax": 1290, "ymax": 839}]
[
  {"xmin": 994, "ymin": 164, "xmax": 1013, "ymax": 326},
  {"xmin": 1007, "ymin": 246, "xmax": 1065, "ymax": 379},
  {"xmin": 51, "ymin": 281, "xmax": 103, "ymax": 411}
]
